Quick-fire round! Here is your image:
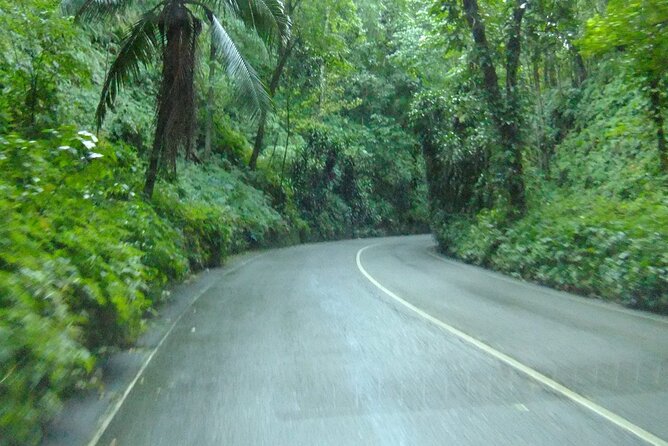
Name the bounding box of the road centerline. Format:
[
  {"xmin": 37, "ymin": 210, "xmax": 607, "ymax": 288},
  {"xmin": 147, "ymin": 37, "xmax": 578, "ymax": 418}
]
[{"xmin": 355, "ymin": 244, "xmax": 668, "ymax": 446}]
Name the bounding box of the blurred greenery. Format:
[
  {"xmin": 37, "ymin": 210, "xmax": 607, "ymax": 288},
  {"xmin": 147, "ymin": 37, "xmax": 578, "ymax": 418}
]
[
  {"xmin": 0, "ymin": 126, "xmax": 293, "ymax": 445},
  {"xmin": 419, "ymin": 1, "xmax": 668, "ymax": 314},
  {"xmin": 1, "ymin": 0, "xmax": 667, "ymax": 443},
  {"xmin": 0, "ymin": 1, "xmax": 429, "ymax": 443}
]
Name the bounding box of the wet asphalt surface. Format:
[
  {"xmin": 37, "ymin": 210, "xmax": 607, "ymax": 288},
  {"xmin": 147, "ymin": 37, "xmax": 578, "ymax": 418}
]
[{"xmin": 46, "ymin": 235, "xmax": 668, "ymax": 445}]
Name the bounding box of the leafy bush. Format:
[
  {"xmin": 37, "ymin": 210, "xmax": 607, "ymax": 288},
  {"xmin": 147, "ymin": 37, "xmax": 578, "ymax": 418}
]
[
  {"xmin": 0, "ymin": 0, "xmax": 90, "ymax": 134},
  {"xmin": 214, "ymin": 121, "xmax": 253, "ymax": 166},
  {"xmin": 0, "ymin": 129, "xmax": 151, "ymax": 443},
  {"xmin": 0, "ymin": 209, "xmax": 93, "ymax": 446},
  {"xmin": 0, "ymin": 129, "xmax": 293, "ymax": 444},
  {"xmin": 1, "ymin": 129, "xmax": 162, "ymax": 345},
  {"xmin": 552, "ymin": 66, "xmax": 664, "ymax": 196},
  {"xmin": 153, "ymin": 160, "xmax": 289, "ymax": 268},
  {"xmin": 434, "ymin": 65, "xmax": 668, "ymax": 313},
  {"xmin": 291, "ymin": 119, "xmax": 429, "ymax": 240},
  {"xmin": 437, "ymin": 192, "xmax": 668, "ymax": 312},
  {"xmin": 435, "ymin": 208, "xmax": 508, "ymax": 265}
]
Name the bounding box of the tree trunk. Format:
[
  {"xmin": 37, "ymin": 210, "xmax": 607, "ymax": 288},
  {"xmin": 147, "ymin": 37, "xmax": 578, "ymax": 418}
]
[
  {"xmin": 268, "ymin": 131, "xmax": 280, "ymax": 164},
  {"xmin": 505, "ymin": 2, "xmax": 525, "ymax": 96},
  {"xmin": 144, "ymin": 136, "xmax": 162, "ymax": 198},
  {"xmin": 318, "ymin": 8, "xmax": 330, "ymax": 117},
  {"xmin": 203, "ymin": 41, "xmax": 216, "ymax": 160},
  {"xmin": 280, "ymin": 89, "xmax": 291, "ymax": 183},
  {"xmin": 249, "ymin": 110, "xmax": 266, "ymax": 170},
  {"xmin": 318, "ymin": 63, "xmax": 326, "ymax": 116},
  {"xmin": 144, "ymin": 4, "xmax": 199, "ymax": 198},
  {"xmin": 502, "ymin": 0, "xmax": 527, "ymax": 213},
  {"xmin": 461, "ymin": 0, "xmax": 527, "ymax": 213},
  {"xmin": 249, "ymin": 37, "xmax": 298, "ymax": 170},
  {"xmin": 649, "ymin": 78, "xmax": 668, "ymax": 172},
  {"xmin": 532, "ymin": 53, "xmax": 550, "ymax": 174},
  {"xmin": 462, "ymin": 0, "xmax": 502, "ymax": 107},
  {"xmin": 249, "ymin": 0, "xmax": 301, "ymax": 170},
  {"xmin": 532, "ymin": 57, "xmax": 541, "ymax": 96},
  {"xmin": 571, "ymin": 46, "xmax": 587, "ymax": 87}
]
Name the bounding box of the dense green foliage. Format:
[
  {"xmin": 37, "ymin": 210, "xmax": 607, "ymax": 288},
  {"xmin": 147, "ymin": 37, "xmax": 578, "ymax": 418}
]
[
  {"xmin": 0, "ymin": 0, "xmax": 427, "ymax": 443},
  {"xmin": 0, "ymin": 125, "xmax": 296, "ymax": 444},
  {"xmin": 2, "ymin": 0, "xmax": 667, "ymax": 443},
  {"xmin": 410, "ymin": 0, "xmax": 667, "ymax": 311}
]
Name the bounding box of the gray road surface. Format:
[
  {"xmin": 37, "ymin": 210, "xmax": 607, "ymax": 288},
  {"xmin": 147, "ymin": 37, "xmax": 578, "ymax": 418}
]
[{"xmin": 81, "ymin": 235, "xmax": 668, "ymax": 445}]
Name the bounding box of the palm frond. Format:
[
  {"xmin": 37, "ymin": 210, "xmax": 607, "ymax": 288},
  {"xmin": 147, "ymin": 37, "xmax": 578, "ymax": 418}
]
[
  {"xmin": 204, "ymin": 0, "xmax": 290, "ymax": 45},
  {"xmin": 209, "ymin": 13, "xmax": 270, "ymax": 117},
  {"xmin": 203, "ymin": 0, "xmax": 241, "ymax": 15},
  {"xmin": 61, "ymin": 0, "xmax": 138, "ymax": 21},
  {"xmin": 243, "ymin": 0, "xmax": 291, "ymax": 44},
  {"xmin": 96, "ymin": 12, "xmax": 160, "ymax": 128}
]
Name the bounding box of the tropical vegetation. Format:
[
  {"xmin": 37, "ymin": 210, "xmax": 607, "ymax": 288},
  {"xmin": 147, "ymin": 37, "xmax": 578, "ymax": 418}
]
[{"xmin": 0, "ymin": 0, "xmax": 666, "ymax": 443}]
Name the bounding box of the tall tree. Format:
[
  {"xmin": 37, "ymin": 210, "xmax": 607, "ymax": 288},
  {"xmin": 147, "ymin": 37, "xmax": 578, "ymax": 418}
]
[
  {"xmin": 459, "ymin": 0, "xmax": 528, "ymax": 212},
  {"xmin": 69, "ymin": 0, "xmax": 290, "ymax": 197},
  {"xmin": 247, "ymin": 0, "xmax": 358, "ymax": 170},
  {"xmin": 249, "ymin": 0, "xmax": 301, "ymax": 170}
]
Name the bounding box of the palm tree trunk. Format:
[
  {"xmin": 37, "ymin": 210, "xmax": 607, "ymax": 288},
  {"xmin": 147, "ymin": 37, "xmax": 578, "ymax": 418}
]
[{"xmin": 144, "ymin": 3, "xmax": 199, "ymax": 198}]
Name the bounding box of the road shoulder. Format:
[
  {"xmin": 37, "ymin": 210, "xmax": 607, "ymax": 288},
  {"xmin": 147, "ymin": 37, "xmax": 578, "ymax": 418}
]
[{"xmin": 40, "ymin": 251, "xmax": 262, "ymax": 446}]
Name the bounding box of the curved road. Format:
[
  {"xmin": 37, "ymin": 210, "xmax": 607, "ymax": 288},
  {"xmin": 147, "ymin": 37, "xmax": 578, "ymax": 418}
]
[{"xmin": 86, "ymin": 235, "xmax": 668, "ymax": 445}]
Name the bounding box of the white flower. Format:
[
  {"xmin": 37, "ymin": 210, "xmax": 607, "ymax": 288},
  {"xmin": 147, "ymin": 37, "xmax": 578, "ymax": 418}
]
[
  {"xmin": 58, "ymin": 145, "xmax": 76, "ymax": 153},
  {"xmin": 81, "ymin": 139, "xmax": 97, "ymax": 150},
  {"xmin": 78, "ymin": 130, "xmax": 99, "ymax": 143}
]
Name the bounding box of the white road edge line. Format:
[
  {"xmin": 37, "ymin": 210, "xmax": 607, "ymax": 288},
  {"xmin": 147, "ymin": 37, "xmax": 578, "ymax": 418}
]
[
  {"xmin": 356, "ymin": 244, "xmax": 668, "ymax": 446},
  {"xmin": 425, "ymin": 249, "xmax": 668, "ymax": 326},
  {"xmin": 87, "ymin": 253, "xmax": 265, "ymax": 446}
]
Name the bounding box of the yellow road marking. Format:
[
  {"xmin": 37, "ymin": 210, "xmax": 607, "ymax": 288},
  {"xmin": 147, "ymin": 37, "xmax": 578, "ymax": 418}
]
[{"xmin": 356, "ymin": 244, "xmax": 668, "ymax": 446}]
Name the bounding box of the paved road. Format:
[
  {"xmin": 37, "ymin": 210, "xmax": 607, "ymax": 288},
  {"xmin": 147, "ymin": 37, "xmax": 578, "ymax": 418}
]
[{"xmin": 92, "ymin": 235, "xmax": 668, "ymax": 445}]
